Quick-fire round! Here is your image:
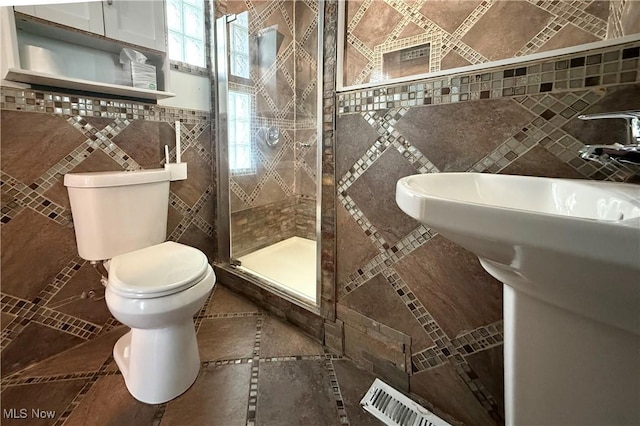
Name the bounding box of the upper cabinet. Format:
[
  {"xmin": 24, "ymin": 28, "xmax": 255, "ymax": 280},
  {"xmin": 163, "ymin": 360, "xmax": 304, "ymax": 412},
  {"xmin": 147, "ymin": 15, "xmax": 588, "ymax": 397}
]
[
  {"xmin": 14, "ymin": 1, "xmax": 165, "ymax": 52},
  {"xmin": 103, "ymin": 1, "xmax": 166, "ymax": 52},
  {"xmin": 14, "ymin": 3, "xmax": 104, "ymax": 34},
  {"xmin": 3, "ymin": 1, "xmax": 173, "ymax": 100}
]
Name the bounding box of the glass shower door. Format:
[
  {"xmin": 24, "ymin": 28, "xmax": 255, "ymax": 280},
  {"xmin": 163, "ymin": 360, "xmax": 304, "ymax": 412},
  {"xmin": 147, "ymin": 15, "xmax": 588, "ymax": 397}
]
[{"xmin": 215, "ymin": 1, "xmax": 320, "ymax": 306}]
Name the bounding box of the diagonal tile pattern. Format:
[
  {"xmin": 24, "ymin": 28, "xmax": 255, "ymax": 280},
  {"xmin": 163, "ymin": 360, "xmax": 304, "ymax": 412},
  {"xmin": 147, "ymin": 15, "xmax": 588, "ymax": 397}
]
[
  {"xmin": 336, "ymin": 43, "xmax": 639, "ymax": 424},
  {"xmin": 0, "ymin": 286, "xmax": 401, "ymax": 426},
  {"xmin": 225, "ymin": 0, "xmax": 319, "ymax": 259},
  {"xmin": 1, "ymin": 86, "xmax": 216, "ymax": 378},
  {"xmin": 343, "ymin": 0, "xmax": 631, "ymax": 86}
]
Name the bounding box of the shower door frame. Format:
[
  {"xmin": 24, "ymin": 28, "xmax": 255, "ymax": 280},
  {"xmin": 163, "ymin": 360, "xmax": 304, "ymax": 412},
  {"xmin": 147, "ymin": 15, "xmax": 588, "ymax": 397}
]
[{"xmin": 214, "ymin": 4, "xmax": 326, "ymax": 316}]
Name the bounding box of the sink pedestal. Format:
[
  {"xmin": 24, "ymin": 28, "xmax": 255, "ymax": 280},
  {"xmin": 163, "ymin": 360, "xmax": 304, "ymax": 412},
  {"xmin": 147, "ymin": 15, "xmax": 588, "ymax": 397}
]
[{"xmin": 503, "ymin": 285, "xmax": 640, "ymax": 425}]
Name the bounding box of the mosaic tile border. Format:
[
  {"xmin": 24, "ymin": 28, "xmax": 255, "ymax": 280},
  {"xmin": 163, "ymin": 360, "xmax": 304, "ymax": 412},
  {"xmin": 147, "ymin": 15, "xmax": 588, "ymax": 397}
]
[
  {"xmin": 0, "ymin": 87, "xmax": 211, "ymax": 121},
  {"xmin": 246, "ymin": 315, "xmax": 263, "ymax": 426},
  {"xmin": 338, "ymin": 42, "xmax": 640, "ymax": 114},
  {"xmin": 324, "ymin": 353, "xmax": 351, "ymax": 425}
]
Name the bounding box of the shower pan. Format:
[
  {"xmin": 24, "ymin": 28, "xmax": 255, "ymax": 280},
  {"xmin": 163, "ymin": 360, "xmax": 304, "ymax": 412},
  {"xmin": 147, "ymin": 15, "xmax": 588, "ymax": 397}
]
[{"xmin": 215, "ymin": 1, "xmax": 322, "ymax": 309}]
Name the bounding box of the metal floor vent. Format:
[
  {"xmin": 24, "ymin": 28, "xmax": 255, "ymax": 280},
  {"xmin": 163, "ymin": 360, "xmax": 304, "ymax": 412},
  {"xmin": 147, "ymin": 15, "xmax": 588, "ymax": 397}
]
[{"xmin": 360, "ymin": 379, "xmax": 451, "ymax": 426}]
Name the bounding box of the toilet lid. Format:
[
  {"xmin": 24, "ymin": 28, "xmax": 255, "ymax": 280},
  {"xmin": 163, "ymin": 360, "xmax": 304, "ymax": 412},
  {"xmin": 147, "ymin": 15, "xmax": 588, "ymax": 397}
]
[{"xmin": 108, "ymin": 242, "xmax": 209, "ymax": 299}]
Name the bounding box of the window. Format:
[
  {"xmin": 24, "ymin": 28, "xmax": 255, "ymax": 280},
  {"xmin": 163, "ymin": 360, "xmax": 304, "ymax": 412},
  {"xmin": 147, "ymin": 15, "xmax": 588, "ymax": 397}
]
[
  {"xmin": 167, "ymin": 0, "xmax": 205, "ymax": 67},
  {"xmin": 229, "ymin": 12, "xmax": 250, "ymax": 79},
  {"xmin": 228, "ymin": 90, "xmax": 254, "ymax": 174}
]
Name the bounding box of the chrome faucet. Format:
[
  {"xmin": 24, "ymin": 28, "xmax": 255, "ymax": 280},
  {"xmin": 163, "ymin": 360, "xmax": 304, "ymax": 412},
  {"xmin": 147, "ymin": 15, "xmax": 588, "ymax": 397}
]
[{"xmin": 577, "ymin": 111, "xmax": 640, "ymax": 166}]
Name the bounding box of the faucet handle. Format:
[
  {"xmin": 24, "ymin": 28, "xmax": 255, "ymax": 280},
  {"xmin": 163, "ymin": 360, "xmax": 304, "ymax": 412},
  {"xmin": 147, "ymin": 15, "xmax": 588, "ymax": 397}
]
[
  {"xmin": 578, "ymin": 110, "xmax": 640, "ymax": 144},
  {"xmin": 578, "ymin": 111, "xmax": 640, "ymax": 120}
]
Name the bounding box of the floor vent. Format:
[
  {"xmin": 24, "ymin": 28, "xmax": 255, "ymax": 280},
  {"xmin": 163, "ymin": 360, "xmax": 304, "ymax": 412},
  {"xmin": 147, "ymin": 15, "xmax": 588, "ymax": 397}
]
[{"xmin": 360, "ymin": 379, "xmax": 451, "ymax": 426}]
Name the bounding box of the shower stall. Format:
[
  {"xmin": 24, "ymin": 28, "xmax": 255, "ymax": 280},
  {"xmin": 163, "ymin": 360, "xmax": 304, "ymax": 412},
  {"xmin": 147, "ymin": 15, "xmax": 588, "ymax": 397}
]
[{"xmin": 215, "ymin": 1, "xmax": 322, "ymax": 308}]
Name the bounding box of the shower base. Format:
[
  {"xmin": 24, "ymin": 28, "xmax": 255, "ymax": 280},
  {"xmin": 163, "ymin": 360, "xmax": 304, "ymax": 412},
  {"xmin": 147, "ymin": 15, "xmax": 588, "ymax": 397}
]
[{"xmin": 237, "ymin": 236, "xmax": 316, "ymax": 303}]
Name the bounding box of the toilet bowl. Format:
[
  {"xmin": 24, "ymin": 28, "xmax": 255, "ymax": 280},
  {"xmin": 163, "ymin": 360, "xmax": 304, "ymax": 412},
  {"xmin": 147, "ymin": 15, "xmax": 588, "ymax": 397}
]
[
  {"xmin": 63, "ymin": 169, "xmax": 216, "ymax": 404},
  {"xmin": 104, "ymin": 242, "xmax": 215, "ymax": 404}
]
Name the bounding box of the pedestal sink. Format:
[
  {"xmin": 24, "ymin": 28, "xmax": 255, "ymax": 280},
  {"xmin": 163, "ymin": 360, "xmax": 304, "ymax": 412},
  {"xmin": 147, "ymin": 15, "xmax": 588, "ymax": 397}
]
[{"xmin": 396, "ymin": 173, "xmax": 640, "ymax": 426}]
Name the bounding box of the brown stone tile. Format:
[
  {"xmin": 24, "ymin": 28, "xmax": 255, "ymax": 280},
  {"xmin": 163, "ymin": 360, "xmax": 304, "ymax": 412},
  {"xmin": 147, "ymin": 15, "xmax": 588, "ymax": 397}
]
[
  {"xmin": 501, "ymin": 146, "xmax": 585, "ymax": 179},
  {"xmin": 342, "ymin": 274, "xmax": 434, "ymax": 353},
  {"xmin": 220, "ymin": 0, "xmax": 248, "ymax": 15},
  {"xmin": 1, "ymin": 379, "xmax": 87, "ymax": 426},
  {"xmin": 0, "ymin": 110, "xmax": 86, "ymax": 184},
  {"xmin": 332, "ymin": 360, "xmax": 385, "ymax": 426},
  {"xmin": 197, "ymin": 317, "xmax": 257, "ymax": 362},
  {"xmin": 398, "ymin": 22, "xmax": 426, "ymax": 39},
  {"xmin": 251, "ymin": 175, "xmax": 288, "ymax": 206},
  {"xmin": 162, "ymin": 363, "xmax": 251, "ymax": 426},
  {"xmin": 462, "ymin": 1, "xmax": 553, "ymax": 61},
  {"xmin": 263, "ymin": 6, "xmax": 293, "ymax": 56},
  {"xmin": 344, "ymin": 44, "xmax": 371, "ymax": 86},
  {"xmin": 19, "ymin": 327, "xmax": 127, "ymax": 378},
  {"xmin": 45, "ymin": 263, "xmax": 112, "ymax": 325},
  {"xmin": 205, "ymin": 285, "xmax": 259, "ymax": 315},
  {"xmin": 64, "ymin": 375, "xmax": 160, "ymax": 426},
  {"xmin": 441, "ymin": 50, "xmax": 472, "ymax": 70},
  {"xmin": 256, "ymin": 360, "xmax": 341, "ymax": 426},
  {"xmin": 411, "ymin": 362, "xmax": 497, "ymax": 426},
  {"xmin": 230, "ymin": 191, "xmax": 249, "ymax": 212},
  {"xmin": 1, "ymin": 323, "xmax": 84, "ymax": 377},
  {"xmin": 110, "ymin": 120, "xmax": 172, "ymax": 169},
  {"xmin": 1, "ymin": 209, "xmax": 78, "ymax": 301},
  {"xmin": 297, "ymin": 171, "xmax": 316, "ymax": 198},
  {"xmin": 167, "ymin": 204, "xmax": 184, "ymax": 236},
  {"xmin": 621, "ymin": 1, "xmax": 640, "ymax": 35},
  {"xmin": 586, "ymin": 0, "xmax": 610, "ymax": 21},
  {"xmin": 170, "ymin": 147, "xmax": 212, "ymax": 207},
  {"xmin": 419, "ymin": 0, "xmax": 483, "ymax": 33},
  {"xmin": 465, "ymin": 346, "xmax": 504, "ymax": 415},
  {"xmin": 44, "ymin": 150, "xmax": 123, "ymax": 209},
  {"xmin": 259, "ymin": 315, "xmax": 324, "ymax": 358},
  {"xmin": 562, "ymin": 84, "xmax": 640, "ymax": 147},
  {"xmin": 302, "ymin": 27, "xmax": 319, "ymax": 68},
  {"xmin": 394, "ymin": 99, "xmax": 535, "ymax": 172},
  {"xmin": 348, "ymin": 148, "xmax": 421, "ymax": 245},
  {"xmin": 336, "ymin": 107, "xmax": 381, "ymax": 179},
  {"xmin": 351, "ymin": 1, "xmax": 403, "ymax": 51},
  {"xmin": 539, "ymin": 24, "xmax": 599, "ymax": 53},
  {"xmin": 1, "ymin": 313, "xmax": 16, "ymax": 330},
  {"xmin": 336, "ymin": 202, "xmax": 379, "ymax": 285},
  {"xmin": 395, "ymin": 236, "xmax": 502, "ymax": 338},
  {"xmin": 177, "ymin": 222, "xmax": 216, "ymax": 263},
  {"xmin": 343, "ymin": 324, "xmax": 405, "ymax": 372}
]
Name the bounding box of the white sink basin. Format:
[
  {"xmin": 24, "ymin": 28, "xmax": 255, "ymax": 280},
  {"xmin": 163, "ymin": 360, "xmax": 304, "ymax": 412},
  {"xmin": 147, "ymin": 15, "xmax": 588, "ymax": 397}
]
[
  {"xmin": 396, "ymin": 173, "xmax": 640, "ymax": 425},
  {"xmin": 396, "ymin": 172, "xmax": 640, "ymax": 333}
]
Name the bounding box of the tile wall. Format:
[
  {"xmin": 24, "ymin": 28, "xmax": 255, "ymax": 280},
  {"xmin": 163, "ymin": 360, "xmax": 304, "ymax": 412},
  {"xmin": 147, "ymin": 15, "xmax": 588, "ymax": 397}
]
[
  {"xmin": 344, "ymin": 0, "xmax": 640, "ymax": 86},
  {"xmin": 0, "ymin": 88, "xmax": 216, "ymax": 378},
  {"xmin": 218, "ymin": 0, "xmax": 319, "ymax": 260},
  {"xmin": 331, "ymin": 36, "xmax": 640, "ymax": 425}
]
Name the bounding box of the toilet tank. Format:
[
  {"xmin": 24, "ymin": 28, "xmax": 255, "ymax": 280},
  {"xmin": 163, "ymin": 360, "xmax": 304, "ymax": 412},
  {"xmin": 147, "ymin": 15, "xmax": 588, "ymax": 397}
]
[{"xmin": 64, "ymin": 169, "xmax": 172, "ymax": 261}]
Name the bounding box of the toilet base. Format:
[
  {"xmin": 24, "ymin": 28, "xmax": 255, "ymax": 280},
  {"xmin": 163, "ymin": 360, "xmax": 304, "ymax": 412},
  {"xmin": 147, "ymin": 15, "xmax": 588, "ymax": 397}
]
[{"xmin": 113, "ymin": 319, "xmax": 201, "ymax": 404}]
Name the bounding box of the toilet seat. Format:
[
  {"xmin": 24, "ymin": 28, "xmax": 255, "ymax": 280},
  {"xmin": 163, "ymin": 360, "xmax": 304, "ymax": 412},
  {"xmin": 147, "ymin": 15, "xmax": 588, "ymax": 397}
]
[{"xmin": 109, "ymin": 241, "xmax": 209, "ymax": 299}]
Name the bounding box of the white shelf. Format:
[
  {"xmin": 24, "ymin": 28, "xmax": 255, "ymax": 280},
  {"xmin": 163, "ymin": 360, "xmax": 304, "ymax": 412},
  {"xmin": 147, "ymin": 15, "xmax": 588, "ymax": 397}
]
[{"xmin": 5, "ymin": 67, "xmax": 175, "ymax": 101}]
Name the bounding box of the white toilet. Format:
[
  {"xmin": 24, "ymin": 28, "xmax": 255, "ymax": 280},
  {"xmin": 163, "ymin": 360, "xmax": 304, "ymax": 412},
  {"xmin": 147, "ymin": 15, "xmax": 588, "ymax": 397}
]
[{"xmin": 64, "ymin": 168, "xmax": 215, "ymax": 404}]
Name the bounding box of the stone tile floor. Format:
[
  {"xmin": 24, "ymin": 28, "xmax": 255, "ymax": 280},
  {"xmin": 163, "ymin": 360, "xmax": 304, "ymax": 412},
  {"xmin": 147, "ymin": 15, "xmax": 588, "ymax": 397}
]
[{"xmin": 1, "ymin": 285, "xmax": 384, "ymax": 425}]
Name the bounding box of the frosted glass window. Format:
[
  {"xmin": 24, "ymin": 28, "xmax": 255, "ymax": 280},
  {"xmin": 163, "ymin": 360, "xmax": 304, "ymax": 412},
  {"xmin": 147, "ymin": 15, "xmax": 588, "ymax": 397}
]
[
  {"xmin": 167, "ymin": 0, "xmax": 205, "ymax": 68},
  {"xmin": 230, "ymin": 12, "xmax": 250, "ymax": 79},
  {"xmin": 229, "ymin": 90, "xmax": 254, "ymax": 174}
]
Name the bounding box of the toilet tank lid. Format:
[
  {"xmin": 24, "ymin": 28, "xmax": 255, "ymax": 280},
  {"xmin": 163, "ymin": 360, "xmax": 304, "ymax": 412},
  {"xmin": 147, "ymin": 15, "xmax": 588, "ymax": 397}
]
[{"xmin": 64, "ymin": 169, "xmax": 171, "ymax": 188}]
